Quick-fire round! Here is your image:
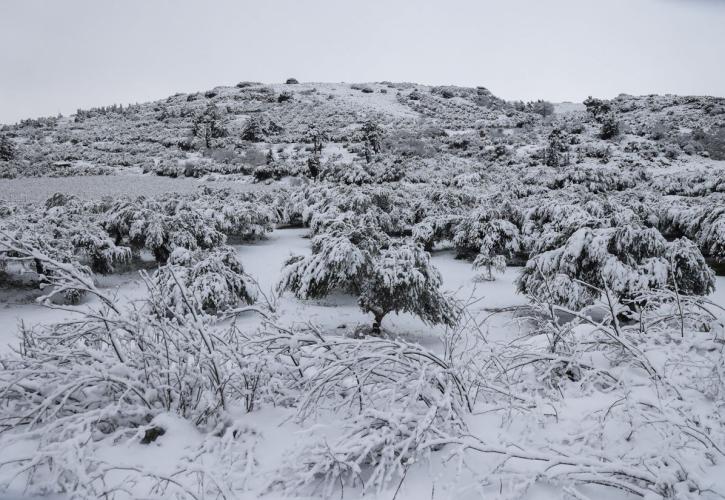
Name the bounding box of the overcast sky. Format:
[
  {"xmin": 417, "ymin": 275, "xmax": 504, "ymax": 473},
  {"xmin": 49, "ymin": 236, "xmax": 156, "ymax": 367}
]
[{"xmin": 1, "ymin": 0, "xmax": 724, "ymax": 124}]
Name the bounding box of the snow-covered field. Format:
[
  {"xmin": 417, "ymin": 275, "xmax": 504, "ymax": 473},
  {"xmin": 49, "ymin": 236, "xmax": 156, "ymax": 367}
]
[
  {"xmin": 0, "ymin": 174, "xmax": 274, "ymax": 203},
  {"xmin": 2, "ymin": 227, "xmax": 724, "ymax": 500},
  {"xmin": 0, "ymin": 229, "xmax": 526, "ymax": 500}
]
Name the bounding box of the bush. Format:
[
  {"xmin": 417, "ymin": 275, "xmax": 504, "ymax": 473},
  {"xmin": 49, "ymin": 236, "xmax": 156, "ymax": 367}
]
[
  {"xmin": 517, "ymin": 226, "xmax": 715, "ymax": 310},
  {"xmin": 285, "ymin": 78, "xmax": 299, "ymax": 84},
  {"xmin": 277, "ymin": 91, "xmax": 293, "ymax": 103},
  {"xmin": 599, "ymin": 114, "xmax": 620, "ymax": 140},
  {"xmin": 151, "ymin": 247, "xmax": 256, "ymax": 316}
]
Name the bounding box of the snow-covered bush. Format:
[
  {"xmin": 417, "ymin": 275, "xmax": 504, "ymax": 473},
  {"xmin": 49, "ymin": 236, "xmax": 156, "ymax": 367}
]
[
  {"xmin": 250, "ymin": 324, "xmax": 470, "ymax": 496},
  {"xmin": 517, "ymin": 225, "xmax": 716, "ymax": 310},
  {"xmin": 472, "ymin": 252, "xmax": 506, "ymax": 281},
  {"xmin": 452, "ymin": 208, "xmax": 521, "ymax": 260},
  {"xmin": 412, "ymin": 214, "xmax": 461, "ymax": 251},
  {"xmin": 659, "ymin": 202, "xmax": 725, "ymax": 263},
  {"xmin": 102, "ymin": 197, "xmax": 226, "ymax": 263},
  {"xmin": 151, "ymin": 246, "xmax": 256, "ymax": 316},
  {"xmin": 0, "ymin": 240, "xmax": 268, "ymax": 497}
]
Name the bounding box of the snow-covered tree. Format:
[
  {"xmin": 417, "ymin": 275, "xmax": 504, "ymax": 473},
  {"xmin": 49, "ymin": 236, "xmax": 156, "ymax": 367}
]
[
  {"xmin": 517, "ymin": 225, "xmax": 716, "ymax": 310},
  {"xmin": 358, "ymin": 243, "xmax": 459, "ymax": 334},
  {"xmin": 241, "ymin": 116, "xmax": 265, "ymax": 142},
  {"xmin": 360, "ymin": 120, "xmax": 384, "ymax": 162},
  {"xmin": 192, "ymin": 103, "xmax": 227, "ymax": 148},
  {"xmin": 543, "ymin": 128, "xmax": 569, "ymax": 167},
  {"xmin": 278, "ymin": 221, "xmax": 455, "ymax": 333},
  {"xmin": 277, "ymin": 224, "xmax": 384, "ymax": 299}
]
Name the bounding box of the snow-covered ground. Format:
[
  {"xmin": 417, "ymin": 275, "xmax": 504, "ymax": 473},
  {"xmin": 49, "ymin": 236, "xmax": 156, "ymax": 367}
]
[
  {"xmin": 0, "ymin": 174, "xmax": 275, "ymax": 203},
  {"xmin": 0, "ymin": 228, "xmax": 528, "ymax": 356},
  {"xmin": 2, "ymin": 229, "xmax": 724, "ymax": 499}
]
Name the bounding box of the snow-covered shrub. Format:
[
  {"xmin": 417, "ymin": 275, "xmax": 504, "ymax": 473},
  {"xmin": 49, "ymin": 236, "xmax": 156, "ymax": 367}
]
[
  {"xmin": 412, "ymin": 214, "xmax": 461, "ymax": 251},
  {"xmin": 517, "ymin": 225, "xmax": 716, "ymax": 310},
  {"xmin": 252, "ymin": 324, "xmax": 470, "ymax": 496},
  {"xmin": 70, "ymin": 227, "xmax": 131, "ymax": 274},
  {"xmin": 599, "ymin": 113, "xmax": 620, "ymax": 139},
  {"xmin": 472, "ymin": 252, "xmax": 506, "ymax": 281},
  {"xmin": 452, "ymin": 208, "xmax": 521, "ymax": 260},
  {"xmin": 659, "ymin": 202, "xmax": 725, "ymax": 263},
  {"xmin": 151, "ymin": 247, "xmax": 256, "ymax": 316},
  {"xmin": 0, "ymin": 241, "xmax": 268, "ymax": 497},
  {"xmin": 253, "ymin": 161, "xmax": 292, "ymax": 181},
  {"xmin": 0, "ymin": 229, "xmax": 93, "ymax": 304},
  {"xmin": 102, "ymin": 197, "xmax": 226, "ymax": 263}
]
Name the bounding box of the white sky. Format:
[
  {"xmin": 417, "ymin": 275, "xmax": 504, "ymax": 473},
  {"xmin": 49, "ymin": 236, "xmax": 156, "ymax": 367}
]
[{"xmin": 1, "ymin": 0, "xmax": 724, "ymax": 124}]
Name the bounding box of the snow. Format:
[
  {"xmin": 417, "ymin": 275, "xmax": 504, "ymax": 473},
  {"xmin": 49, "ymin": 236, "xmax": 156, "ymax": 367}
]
[
  {"xmin": 2, "ymin": 227, "xmax": 725, "ymax": 499},
  {"xmin": 0, "ymin": 175, "xmax": 273, "ymax": 203}
]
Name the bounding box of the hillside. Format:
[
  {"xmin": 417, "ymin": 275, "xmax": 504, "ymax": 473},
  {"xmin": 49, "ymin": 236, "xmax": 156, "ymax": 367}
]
[{"xmin": 1, "ymin": 81, "xmax": 723, "ymax": 183}]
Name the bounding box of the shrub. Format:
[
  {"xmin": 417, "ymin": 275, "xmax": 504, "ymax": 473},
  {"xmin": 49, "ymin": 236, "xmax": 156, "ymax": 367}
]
[
  {"xmin": 517, "ymin": 226, "xmax": 715, "ymax": 310},
  {"xmin": 151, "ymin": 247, "xmax": 256, "ymax": 316},
  {"xmin": 277, "ymin": 91, "xmax": 293, "ymax": 103},
  {"xmin": 599, "ymin": 114, "xmax": 620, "ymax": 140}
]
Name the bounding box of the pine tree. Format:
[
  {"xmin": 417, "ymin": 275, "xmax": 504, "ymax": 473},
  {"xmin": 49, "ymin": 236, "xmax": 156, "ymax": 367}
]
[{"xmin": 361, "ymin": 121, "xmax": 383, "ymax": 162}]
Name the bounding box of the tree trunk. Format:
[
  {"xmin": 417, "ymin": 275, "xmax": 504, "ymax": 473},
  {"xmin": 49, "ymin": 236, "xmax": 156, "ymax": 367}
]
[{"xmin": 371, "ymin": 312, "xmax": 385, "ymax": 336}]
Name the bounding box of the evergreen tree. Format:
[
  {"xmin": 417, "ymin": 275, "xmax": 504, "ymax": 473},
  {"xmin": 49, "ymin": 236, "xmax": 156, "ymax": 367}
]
[
  {"xmin": 543, "ymin": 128, "xmax": 569, "ymax": 167},
  {"xmin": 361, "ymin": 121, "xmax": 383, "ymax": 162},
  {"xmin": 192, "ymin": 104, "xmax": 227, "ymax": 148}
]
